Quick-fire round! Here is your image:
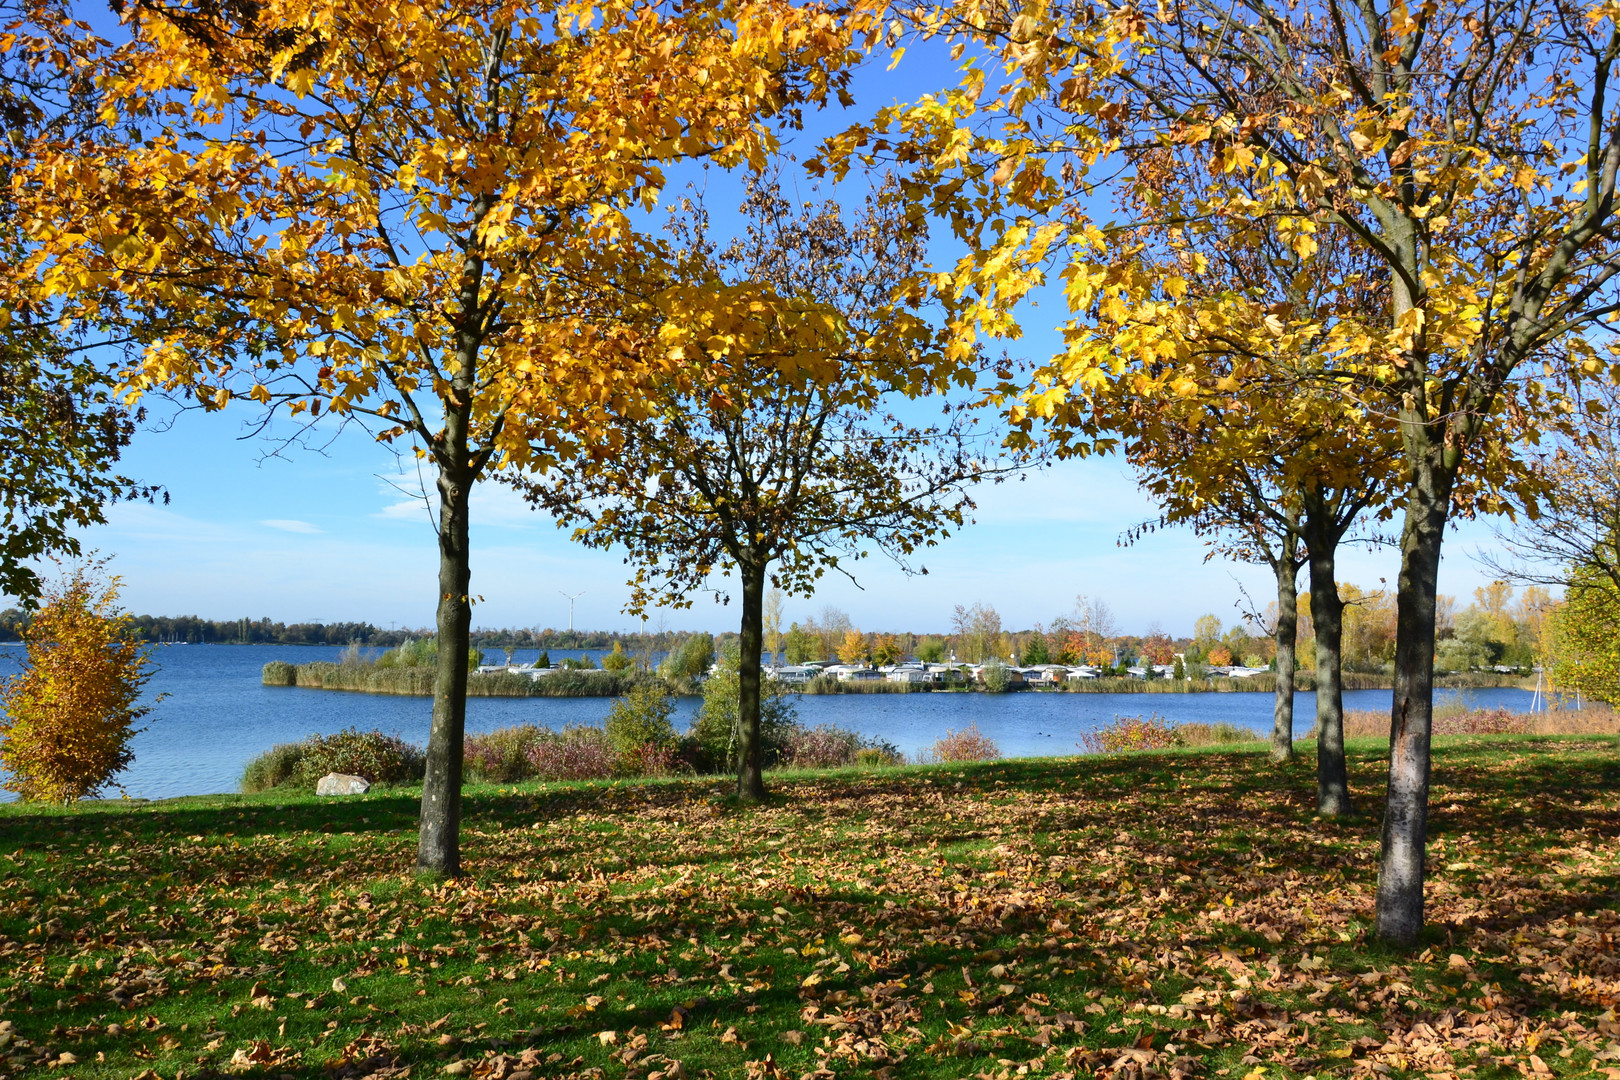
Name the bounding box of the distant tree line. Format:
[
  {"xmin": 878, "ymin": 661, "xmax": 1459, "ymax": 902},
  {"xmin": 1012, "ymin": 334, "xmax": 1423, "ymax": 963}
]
[{"xmin": 0, "ymin": 611, "xmax": 686, "ymax": 651}]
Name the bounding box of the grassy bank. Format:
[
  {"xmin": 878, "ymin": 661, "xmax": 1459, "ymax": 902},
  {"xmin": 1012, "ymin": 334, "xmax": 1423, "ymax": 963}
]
[
  {"xmin": 4, "ymin": 737, "xmax": 1618, "ymax": 1079},
  {"xmin": 263, "ymin": 660, "xmax": 662, "ymax": 697}
]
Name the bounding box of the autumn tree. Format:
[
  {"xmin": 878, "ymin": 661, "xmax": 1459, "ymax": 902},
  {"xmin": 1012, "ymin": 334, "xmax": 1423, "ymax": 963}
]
[
  {"xmin": 763, "ymin": 588, "xmax": 785, "ymax": 665},
  {"xmin": 1066, "ymin": 595, "xmax": 1116, "ymax": 665},
  {"xmin": 0, "ymin": 560, "xmax": 157, "ymax": 802},
  {"xmin": 810, "ymin": 607, "xmax": 854, "ymax": 663},
  {"xmin": 1550, "ymin": 567, "xmax": 1620, "ymax": 703},
  {"xmin": 845, "ymin": 0, "xmax": 1620, "ymax": 945},
  {"xmin": 0, "ymin": 0, "xmax": 161, "ymax": 605},
  {"xmin": 1098, "ymin": 168, "xmax": 1398, "ymax": 777},
  {"xmin": 1485, "ymin": 381, "xmax": 1620, "ymax": 691},
  {"xmin": 1491, "ymin": 378, "xmax": 1620, "ymax": 625},
  {"xmin": 837, "ymin": 628, "xmax": 869, "ymax": 665},
  {"xmin": 10, "ymin": 0, "xmax": 874, "ymax": 872},
  {"xmin": 952, "ymin": 602, "xmax": 1004, "ymax": 663},
  {"xmin": 519, "ymin": 178, "xmax": 1002, "ymax": 800},
  {"xmin": 1139, "ymin": 626, "xmax": 1174, "ymax": 666},
  {"xmin": 1121, "ymin": 414, "xmax": 1385, "ymax": 784}
]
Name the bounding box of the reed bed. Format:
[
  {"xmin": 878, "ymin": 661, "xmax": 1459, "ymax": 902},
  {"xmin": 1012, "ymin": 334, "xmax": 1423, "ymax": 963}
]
[
  {"xmin": 1324, "ymin": 704, "xmax": 1618, "ymax": 739},
  {"xmin": 801, "ymin": 675, "xmax": 921, "ymax": 694},
  {"xmin": 1056, "ymin": 676, "xmax": 1276, "ymax": 693},
  {"xmin": 264, "ymin": 662, "xmax": 662, "ymax": 698}
]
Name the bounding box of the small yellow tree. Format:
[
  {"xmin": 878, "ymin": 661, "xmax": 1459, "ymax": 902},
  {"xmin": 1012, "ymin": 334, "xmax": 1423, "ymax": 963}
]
[
  {"xmin": 0, "ymin": 562, "xmax": 156, "ymax": 802},
  {"xmin": 837, "ymin": 629, "xmax": 869, "ymax": 666}
]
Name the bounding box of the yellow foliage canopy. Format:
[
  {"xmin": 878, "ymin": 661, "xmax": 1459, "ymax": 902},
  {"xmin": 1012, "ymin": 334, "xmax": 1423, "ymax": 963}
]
[{"xmin": 8, "ymin": 0, "xmax": 881, "ymax": 465}]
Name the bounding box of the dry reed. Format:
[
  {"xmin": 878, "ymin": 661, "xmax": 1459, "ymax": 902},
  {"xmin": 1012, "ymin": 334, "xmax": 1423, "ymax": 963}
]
[{"xmin": 1330, "ymin": 705, "xmax": 1617, "ymax": 739}]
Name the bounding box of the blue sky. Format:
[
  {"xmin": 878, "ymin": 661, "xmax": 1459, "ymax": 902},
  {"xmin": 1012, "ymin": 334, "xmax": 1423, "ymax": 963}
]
[
  {"xmin": 32, "ymin": 32, "xmax": 1520, "ymax": 637},
  {"xmin": 82, "ymin": 401, "xmax": 1511, "ymax": 638}
]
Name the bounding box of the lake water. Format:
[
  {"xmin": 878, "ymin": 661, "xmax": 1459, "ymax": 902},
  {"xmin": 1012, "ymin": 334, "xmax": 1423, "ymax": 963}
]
[{"xmin": 0, "ymin": 643, "xmax": 1541, "ymax": 801}]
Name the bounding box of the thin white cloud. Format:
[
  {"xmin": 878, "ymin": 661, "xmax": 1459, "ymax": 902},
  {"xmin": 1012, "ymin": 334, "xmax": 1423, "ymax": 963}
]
[
  {"xmin": 261, "ymin": 519, "xmax": 323, "ymax": 535},
  {"xmin": 371, "ymin": 466, "xmax": 553, "ymax": 529}
]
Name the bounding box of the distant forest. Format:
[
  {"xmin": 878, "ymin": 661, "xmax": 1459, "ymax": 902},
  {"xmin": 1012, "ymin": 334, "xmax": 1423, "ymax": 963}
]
[{"xmin": 0, "ymin": 610, "xmax": 681, "ymax": 651}]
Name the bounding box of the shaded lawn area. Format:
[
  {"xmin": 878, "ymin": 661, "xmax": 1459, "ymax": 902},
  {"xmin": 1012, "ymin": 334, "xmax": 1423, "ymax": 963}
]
[{"xmin": 2, "ymin": 736, "xmax": 1618, "ymax": 1080}]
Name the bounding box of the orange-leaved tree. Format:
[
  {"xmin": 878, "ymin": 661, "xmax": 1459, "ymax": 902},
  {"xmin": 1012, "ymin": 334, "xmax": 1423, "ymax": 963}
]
[
  {"xmin": 837, "ymin": 0, "xmax": 1620, "ymax": 945},
  {"xmin": 0, "ymin": 560, "xmax": 157, "ymax": 803},
  {"xmin": 9, "ymin": 0, "xmax": 874, "ymax": 874}
]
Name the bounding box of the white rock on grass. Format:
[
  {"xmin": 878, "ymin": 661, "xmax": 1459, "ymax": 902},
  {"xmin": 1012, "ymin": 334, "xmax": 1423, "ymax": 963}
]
[{"xmin": 316, "ymin": 773, "xmax": 371, "ymax": 796}]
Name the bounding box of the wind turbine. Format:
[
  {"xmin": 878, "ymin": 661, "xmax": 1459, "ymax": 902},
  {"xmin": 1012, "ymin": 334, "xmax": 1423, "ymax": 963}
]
[{"xmin": 559, "ymin": 590, "xmax": 585, "ymax": 634}]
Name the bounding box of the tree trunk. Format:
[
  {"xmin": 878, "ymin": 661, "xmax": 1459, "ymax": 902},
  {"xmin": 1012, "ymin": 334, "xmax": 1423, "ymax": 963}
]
[
  {"xmin": 416, "ymin": 445, "xmax": 474, "ymax": 876},
  {"xmin": 1376, "ymin": 450, "xmax": 1452, "ymax": 945},
  {"xmin": 1271, "ymin": 542, "xmax": 1300, "ymax": 764},
  {"xmin": 1306, "ymin": 526, "xmax": 1350, "ymax": 817},
  {"xmin": 734, "ymin": 558, "xmax": 768, "ymax": 802}
]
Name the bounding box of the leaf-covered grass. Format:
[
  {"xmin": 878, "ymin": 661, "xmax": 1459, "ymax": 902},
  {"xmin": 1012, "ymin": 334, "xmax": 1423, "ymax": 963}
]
[{"xmin": 2, "ymin": 735, "xmax": 1617, "ymax": 1080}]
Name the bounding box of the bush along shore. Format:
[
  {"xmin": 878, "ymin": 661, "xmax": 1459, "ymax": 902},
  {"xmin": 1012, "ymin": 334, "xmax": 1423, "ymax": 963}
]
[{"xmin": 241, "ymin": 719, "xmax": 916, "ymax": 793}]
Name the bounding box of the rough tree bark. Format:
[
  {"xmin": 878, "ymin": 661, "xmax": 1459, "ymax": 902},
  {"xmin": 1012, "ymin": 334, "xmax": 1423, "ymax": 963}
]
[
  {"xmin": 416, "ymin": 251, "xmax": 484, "ymax": 878},
  {"xmin": 734, "ymin": 556, "xmax": 769, "ymax": 802},
  {"xmin": 1303, "ymin": 495, "xmax": 1350, "ymax": 817},
  {"xmin": 1375, "ymin": 441, "xmax": 1453, "ymax": 944},
  {"xmin": 417, "ymin": 418, "xmax": 474, "ymax": 877},
  {"xmin": 1270, "ymin": 524, "xmax": 1302, "ymax": 764}
]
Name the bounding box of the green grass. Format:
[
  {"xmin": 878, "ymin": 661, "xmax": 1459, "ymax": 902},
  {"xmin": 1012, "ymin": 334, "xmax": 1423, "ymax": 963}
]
[{"xmin": 1, "ymin": 735, "xmax": 1617, "ymax": 1080}]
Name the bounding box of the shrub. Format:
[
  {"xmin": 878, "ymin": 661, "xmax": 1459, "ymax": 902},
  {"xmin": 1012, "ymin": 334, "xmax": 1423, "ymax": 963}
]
[
  {"xmin": 1080, "ymin": 714, "xmax": 1181, "ymax": 753},
  {"xmin": 981, "ymin": 660, "xmax": 1012, "ymax": 693},
  {"xmin": 927, "ymin": 723, "xmax": 1000, "ymax": 763},
  {"xmin": 560, "ymin": 656, "xmax": 597, "ymax": 670},
  {"xmin": 783, "ymin": 724, "xmax": 863, "ymax": 768},
  {"xmin": 601, "ymin": 642, "xmax": 635, "ymax": 672},
  {"xmin": 1174, "ymin": 721, "xmax": 1261, "ymax": 746},
  {"xmin": 1433, "ymin": 706, "xmax": 1531, "ymax": 736},
  {"xmin": 261, "ymin": 660, "xmax": 296, "ymax": 686},
  {"xmin": 691, "ymin": 644, "xmax": 800, "ymax": 771},
  {"xmin": 374, "ymin": 637, "xmax": 480, "ymax": 672},
  {"xmin": 661, "ymin": 632, "xmax": 716, "ymax": 687},
  {"xmin": 0, "ymin": 563, "xmax": 157, "ymax": 803},
  {"xmin": 855, "ymin": 744, "xmax": 905, "ymax": 767},
  {"xmin": 464, "ymin": 724, "xmax": 546, "ymax": 782},
  {"xmin": 604, "ymin": 683, "xmax": 677, "ymax": 755},
  {"xmin": 525, "ymin": 725, "xmax": 617, "ymax": 780},
  {"xmin": 241, "ymin": 742, "xmax": 305, "ymax": 793},
  {"xmin": 290, "ymin": 728, "xmax": 425, "ymax": 787},
  {"xmin": 616, "ymin": 741, "xmax": 684, "ymax": 778}
]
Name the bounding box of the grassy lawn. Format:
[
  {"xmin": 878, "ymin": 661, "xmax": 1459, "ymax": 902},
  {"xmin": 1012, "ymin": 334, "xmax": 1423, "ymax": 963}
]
[{"xmin": 2, "ymin": 735, "xmax": 1618, "ymax": 1080}]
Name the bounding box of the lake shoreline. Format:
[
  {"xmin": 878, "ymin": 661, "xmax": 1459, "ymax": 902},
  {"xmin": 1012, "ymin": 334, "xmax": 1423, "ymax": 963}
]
[
  {"xmin": 263, "ymin": 659, "xmax": 1536, "ymax": 698},
  {"xmin": 3, "ymin": 644, "xmax": 1544, "ymax": 801}
]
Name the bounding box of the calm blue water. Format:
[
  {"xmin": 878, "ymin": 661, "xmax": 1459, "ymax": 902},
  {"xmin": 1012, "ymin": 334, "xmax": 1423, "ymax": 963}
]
[{"xmin": 0, "ymin": 643, "xmax": 1540, "ymax": 800}]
